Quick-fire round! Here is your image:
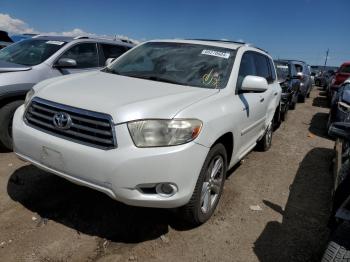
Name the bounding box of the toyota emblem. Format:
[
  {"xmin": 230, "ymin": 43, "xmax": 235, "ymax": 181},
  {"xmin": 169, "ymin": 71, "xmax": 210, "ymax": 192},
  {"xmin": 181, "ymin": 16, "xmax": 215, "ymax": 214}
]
[{"xmin": 53, "ymin": 112, "xmax": 72, "ymax": 130}]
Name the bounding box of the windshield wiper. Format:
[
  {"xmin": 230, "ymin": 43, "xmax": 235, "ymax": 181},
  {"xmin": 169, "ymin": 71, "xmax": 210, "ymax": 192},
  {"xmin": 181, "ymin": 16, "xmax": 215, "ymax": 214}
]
[
  {"xmin": 126, "ymin": 75, "xmax": 185, "ymax": 86},
  {"xmin": 102, "ymin": 67, "xmax": 121, "ymax": 75}
]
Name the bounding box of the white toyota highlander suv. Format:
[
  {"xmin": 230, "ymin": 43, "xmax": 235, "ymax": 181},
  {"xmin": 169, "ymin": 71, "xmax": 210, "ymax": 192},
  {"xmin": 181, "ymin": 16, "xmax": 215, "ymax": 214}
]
[{"xmin": 13, "ymin": 39, "xmax": 281, "ymax": 225}]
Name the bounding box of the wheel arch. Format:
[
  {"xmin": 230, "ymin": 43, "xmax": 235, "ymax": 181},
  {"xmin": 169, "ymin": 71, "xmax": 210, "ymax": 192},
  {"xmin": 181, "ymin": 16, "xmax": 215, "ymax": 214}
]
[
  {"xmin": 211, "ymin": 132, "xmax": 234, "ymax": 166},
  {"xmin": 0, "ymin": 91, "xmax": 27, "ymax": 108}
]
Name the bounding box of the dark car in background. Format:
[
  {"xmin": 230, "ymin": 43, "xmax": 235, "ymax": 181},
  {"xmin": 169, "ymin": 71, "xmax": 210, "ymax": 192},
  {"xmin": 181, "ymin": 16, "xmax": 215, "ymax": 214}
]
[
  {"xmin": 0, "ymin": 30, "xmax": 13, "ymax": 49},
  {"xmin": 274, "ymin": 60, "xmax": 301, "ymax": 120},
  {"xmin": 315, "ymin": 70, "xmax": 336, "ymax": 88},
  {"xmin": 327, "ymin": 79, "xmax": 350, "ymax": 130}
]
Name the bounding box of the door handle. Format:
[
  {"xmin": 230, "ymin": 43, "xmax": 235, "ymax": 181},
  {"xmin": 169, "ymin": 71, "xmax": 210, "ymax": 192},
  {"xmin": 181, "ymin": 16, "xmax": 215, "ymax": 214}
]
[{"xmin": 260, "ymin": 97, "xmax": 265, "ymax": 102}]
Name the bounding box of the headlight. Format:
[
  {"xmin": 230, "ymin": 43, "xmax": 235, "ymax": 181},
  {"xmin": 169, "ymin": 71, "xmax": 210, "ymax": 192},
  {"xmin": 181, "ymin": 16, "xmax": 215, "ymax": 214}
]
[
  {"xmin": 128, "ymin": 119, "xmax": 202, "ymax": 147},
  {"xmin": 24, "ymin": 89, "xmax": 35, "ymax": 107}
]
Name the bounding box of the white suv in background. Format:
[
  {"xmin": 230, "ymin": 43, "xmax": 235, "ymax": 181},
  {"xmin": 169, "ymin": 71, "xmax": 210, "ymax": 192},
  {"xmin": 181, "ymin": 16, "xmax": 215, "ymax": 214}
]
[{"xmin": 13, "ymin": 39, "xmax": 281, "ymax": 225}]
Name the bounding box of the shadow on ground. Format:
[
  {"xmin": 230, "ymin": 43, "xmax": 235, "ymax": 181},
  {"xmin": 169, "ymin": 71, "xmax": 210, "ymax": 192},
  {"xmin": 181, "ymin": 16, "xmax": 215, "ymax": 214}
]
[
  {"xmin": 7, "ymin": 165, "xmax": 188, "ymax": 243},
  {"xmin": 309, "ymin": 112, "xmax": 331, "ymax": 139},
  {"xmin": 254, "ymin": 147, "xmax": 334, "ymax": 261}
]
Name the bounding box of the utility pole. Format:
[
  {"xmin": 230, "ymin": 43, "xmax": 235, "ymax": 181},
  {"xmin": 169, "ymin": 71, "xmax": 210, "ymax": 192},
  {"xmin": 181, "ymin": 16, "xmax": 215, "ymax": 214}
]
[{"xmin": 323, "ymin": 48, "xmax": 329, "ymax": 72}]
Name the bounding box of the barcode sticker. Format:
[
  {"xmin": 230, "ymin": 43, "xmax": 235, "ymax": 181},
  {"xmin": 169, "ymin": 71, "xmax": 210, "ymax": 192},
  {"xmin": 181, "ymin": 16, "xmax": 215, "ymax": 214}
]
[{"xmin": 201, "ymin": 50, "xmax": 230, "ymax": 59}]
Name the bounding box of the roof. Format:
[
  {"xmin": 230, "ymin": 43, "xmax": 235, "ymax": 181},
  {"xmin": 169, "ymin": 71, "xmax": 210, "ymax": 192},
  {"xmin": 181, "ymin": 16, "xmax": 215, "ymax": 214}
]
[
  {"xmin": 274, "ymin": 59, "xmax": 307, "ymax": 64},
  {"xmin": 147, "ymin": 39, "xmax": 246, "ymax": 50},
  {"xmin": 31, "ymin": 35, "xmax": 135, "ymax": 47},
  {"xmin": 146, "ymin": 39, "xmax": 269, "ymax": 54}
]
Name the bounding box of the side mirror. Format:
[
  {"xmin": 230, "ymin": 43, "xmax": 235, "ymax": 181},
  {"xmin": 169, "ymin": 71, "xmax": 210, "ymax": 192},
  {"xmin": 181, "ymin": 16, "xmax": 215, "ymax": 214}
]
[
  {"xmin": 329, "ymin": 122, "xmax": 350, "ymax": 140},
  {"xmin": 293, "ymin": 72, "xmax": 304, "ymax": 80},
  {"xmin": 241, "ymin": 75, "xmax": 268, "ymax": 92},
  {"xmin": 105, "ymin": 58, "xmax": 115, "ymax": 66},
  {"xmin": 55, "ymin": 58, "xmax": 77, "ymax": 68}
]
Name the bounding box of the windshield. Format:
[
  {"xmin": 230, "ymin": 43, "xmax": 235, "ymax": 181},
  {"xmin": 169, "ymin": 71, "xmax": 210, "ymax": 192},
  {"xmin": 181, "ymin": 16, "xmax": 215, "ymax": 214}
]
[
  {"xmin": 340, "ymin": 65, "xmax": 350, "ymax": 74},
  {"xmin": 274, "ymin": 62, "xmax": 290, "ymax": 81},
  {"xmin": 0, "ymin": 39, "xmax": 66, "ymax": 66},
  {"xmin": 104, "ymin": 42, "xmax": 236, "ymax": 89}
]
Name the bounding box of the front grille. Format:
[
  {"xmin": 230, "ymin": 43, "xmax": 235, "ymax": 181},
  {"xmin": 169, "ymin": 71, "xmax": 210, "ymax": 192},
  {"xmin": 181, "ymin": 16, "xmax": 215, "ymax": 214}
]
[{"xmin": 24, "ymin": 97, "xmax": 117, "ymax": 150}]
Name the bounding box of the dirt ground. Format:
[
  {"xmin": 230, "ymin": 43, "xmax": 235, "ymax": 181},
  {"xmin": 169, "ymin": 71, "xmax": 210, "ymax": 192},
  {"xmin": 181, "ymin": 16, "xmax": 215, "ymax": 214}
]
[{"xmin": 0, "ymin": 88, "xmax": 335, "ymax": 262}]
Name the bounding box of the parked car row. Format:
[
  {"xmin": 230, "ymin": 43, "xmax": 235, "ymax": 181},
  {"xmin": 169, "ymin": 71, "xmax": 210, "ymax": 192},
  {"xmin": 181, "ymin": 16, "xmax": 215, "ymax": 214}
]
[
  {"xmin": 0, "ymin": 36, "xmax": 315, "ymax": 225},
  {"xmin": 274, "ymin": 59, "xmax": 313, "ymax": 121}
]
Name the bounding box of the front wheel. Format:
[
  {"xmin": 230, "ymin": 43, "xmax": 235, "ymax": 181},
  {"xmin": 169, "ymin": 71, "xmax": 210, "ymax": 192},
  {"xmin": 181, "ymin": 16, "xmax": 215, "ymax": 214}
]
[
  {"xmin": 0, "ymin": 100, "xmax": 24, "ymax": 151},
  {"xmin": 179, "ymin": 143, "xmax": 227, "ymax": 226}
]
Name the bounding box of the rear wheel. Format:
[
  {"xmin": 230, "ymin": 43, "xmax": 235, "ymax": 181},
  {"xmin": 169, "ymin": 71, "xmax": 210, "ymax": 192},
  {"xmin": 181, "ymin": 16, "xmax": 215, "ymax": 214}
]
[
  {"xmin": 256, "ymin": 122, "xmax": 273, "ymax": 151},
  {"xmin": 289, "ymin": 101, "xmax": 296, "ymax": 110},
  {"xmin": 298, "ymin": 94, "xmax": 306, "ymax": 103},
  {"xmin": 179, "ymin": 143, "xmax": 227, "ymax": 226},
  {"xmin": 281, "ymin": 107, "xmax": 288, "ymax": 121},
  {"xmin": 0, "ymin": 100, "xmax": 23, "ymax": 151}
]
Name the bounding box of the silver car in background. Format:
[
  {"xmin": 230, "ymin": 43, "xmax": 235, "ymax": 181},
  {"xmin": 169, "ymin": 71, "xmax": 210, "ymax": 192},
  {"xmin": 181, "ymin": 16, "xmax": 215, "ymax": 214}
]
[{"xmin": 0, "ymin": 35, "xmax": 134, "ymax": 150}]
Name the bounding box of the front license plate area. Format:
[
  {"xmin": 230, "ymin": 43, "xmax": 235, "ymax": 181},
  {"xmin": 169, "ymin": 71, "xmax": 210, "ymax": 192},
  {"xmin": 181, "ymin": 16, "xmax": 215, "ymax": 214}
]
[{"xmin": 40, "ymin": 146, "xmax": 65, "ymax": 172}]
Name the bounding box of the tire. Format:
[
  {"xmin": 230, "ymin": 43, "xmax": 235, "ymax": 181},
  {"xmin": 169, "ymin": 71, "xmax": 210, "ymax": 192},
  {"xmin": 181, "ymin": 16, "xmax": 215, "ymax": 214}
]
[
  {"xmin": 298, "ymin": 94, "xmax": 306, "ymax": 103},
  {"xmin": 289, "ymin": 101, "xmax": 296, "ymax": 110},
  {"xmin": 281, "ymin": 108, "xmax": 288, "ymax": 122},
  {"xmin": 179, "ymin": 143, "xmax": 227, "ymax": 226},
  {"xmin": 256, "ymin": 122, "xmax": 273, "ymax": 152},
  {"xmin": 0, "ymin": 100, "xmax": 23, "ymax": 151},
  {"xmin": 306, "ymin": 92, "xmax": 310, "ymax": 98},
  {"xmin": 321, "ymin": 222, "xmax": 350, "ymax": 262}
]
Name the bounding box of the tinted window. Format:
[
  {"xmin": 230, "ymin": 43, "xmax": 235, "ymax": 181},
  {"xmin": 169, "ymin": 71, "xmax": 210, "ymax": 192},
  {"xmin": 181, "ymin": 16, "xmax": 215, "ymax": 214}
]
[
  {"xmin": 105, "ymin": 42, "xmax": 236, "ymax": 89},
  {"xmin": 340, "ymin": 65, "xmax": 350, "ymax": 73},
  {"xmin": 254, "ymin": 53, "xmax": 270, "ymax": 80},
  {"xmin": 295, "ymin": 64, "xmax": 303, "ymax": 73},
  {"xmin": 60, "ymin": 43, "xmax": 98, "ymax": 68},
  {"xmin": 268, "ymin": 59, "xmax": 276, "ymax": 81},
  {"xmin": 275, "ymin": 61, "xmax": 290, "ymax": 81},
  {"xmin": 101, "ymin": 44, "xmax": 128, "ymax": 63},
  {"xmin": 0, "ymin": 39, "xmax": 66, "ymax": 66},
  {"xmin": 237, "ymin": 52, "xmax": 256, "ymax": 89}
]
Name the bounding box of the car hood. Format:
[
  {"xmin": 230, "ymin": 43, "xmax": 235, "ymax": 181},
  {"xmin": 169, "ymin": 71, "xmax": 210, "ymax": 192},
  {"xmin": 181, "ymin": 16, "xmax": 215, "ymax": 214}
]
[
  {"xmin": 0, "ymin": 60, "xmax": 32, "ymax": 73},
  {"xmin": 35, "ymin": 71, "xmax": 219, "ymax": 123}
]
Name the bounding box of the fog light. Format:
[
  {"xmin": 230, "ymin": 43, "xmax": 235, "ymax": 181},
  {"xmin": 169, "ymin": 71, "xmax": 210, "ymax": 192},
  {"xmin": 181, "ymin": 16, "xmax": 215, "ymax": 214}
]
[{"xmin": 155, "ymin": 183, "xmax": 177, "ymax": 197}]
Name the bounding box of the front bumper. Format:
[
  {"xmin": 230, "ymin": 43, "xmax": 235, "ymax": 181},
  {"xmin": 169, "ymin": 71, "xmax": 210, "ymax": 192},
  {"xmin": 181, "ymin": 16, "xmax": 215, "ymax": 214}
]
[{"xmin": 13, "ymin": 105, "xmax": 209, "ymax": 208}]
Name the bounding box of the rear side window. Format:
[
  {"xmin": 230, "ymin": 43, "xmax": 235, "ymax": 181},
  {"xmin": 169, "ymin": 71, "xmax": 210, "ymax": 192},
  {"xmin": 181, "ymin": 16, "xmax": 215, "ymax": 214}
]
[
  {"xmin": 340, "ymin": 65, "xmax": 350, "ymax": 73},
  {"xmin": 100, "ymin": 44, "xmax": 129, "ymax": 63},
  {"xmin": 60, "ymin": 43, "xmax": 98, "ymax": 68}
]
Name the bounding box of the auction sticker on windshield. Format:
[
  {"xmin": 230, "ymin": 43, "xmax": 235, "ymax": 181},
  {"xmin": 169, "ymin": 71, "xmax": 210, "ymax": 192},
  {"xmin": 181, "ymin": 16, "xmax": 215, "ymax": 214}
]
[{"xmin": 201, "ymin": 50, "xmax": 230, "ymax": 59}]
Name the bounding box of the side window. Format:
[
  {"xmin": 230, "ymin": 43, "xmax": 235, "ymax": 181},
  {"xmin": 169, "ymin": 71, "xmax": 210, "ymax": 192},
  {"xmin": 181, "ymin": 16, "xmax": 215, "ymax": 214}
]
[
  {"xmin": 60, "ymin": 43, "xmax": 98, "ymax": 68},
  {"xmin": 253, "ymin": 53, "xmax": 271, "ymax": 82},
  {"xmin": 268, "ymin": 58, "xmax": 276, "ymax": 82},
  {"xmin": 237, "ymin": 52, "xmax": 256, "ymax": 89},
  {"xmin": 295, "ymin": 64, "xmax": 303, "ymax": 73},
  {"xmin": 100, "ymin": 44, "xmax": 128, "ymax": 64}
]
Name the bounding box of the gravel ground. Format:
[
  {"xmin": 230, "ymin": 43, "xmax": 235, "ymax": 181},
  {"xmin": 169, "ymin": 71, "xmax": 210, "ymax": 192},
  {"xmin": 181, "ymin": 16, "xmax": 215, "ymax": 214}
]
[{"xmin": 0, "ymin": 88, "xmax": 334, "ymax": 261}]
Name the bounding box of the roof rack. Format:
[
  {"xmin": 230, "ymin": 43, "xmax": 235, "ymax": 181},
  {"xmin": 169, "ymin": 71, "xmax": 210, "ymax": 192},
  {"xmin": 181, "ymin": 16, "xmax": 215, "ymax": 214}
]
[
  {"xmin": 73, "ymin": 36, "xmax": 90, "ymax": 40},
  {"xmin": 189, "ymin": 39, "xmax": 246, "ymax": 45}
]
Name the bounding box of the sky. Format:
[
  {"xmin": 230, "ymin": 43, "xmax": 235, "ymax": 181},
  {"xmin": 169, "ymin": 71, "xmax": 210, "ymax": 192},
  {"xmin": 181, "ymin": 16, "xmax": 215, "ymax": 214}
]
[{"xmin": 0, "ymin": 0, "xmax": 348, "ymax": 66}]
